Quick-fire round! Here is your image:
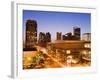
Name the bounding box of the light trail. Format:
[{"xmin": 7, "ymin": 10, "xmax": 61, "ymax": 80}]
[{"xmin": 38, "ymin": 46, "xmax": 66, "ymax": 67}]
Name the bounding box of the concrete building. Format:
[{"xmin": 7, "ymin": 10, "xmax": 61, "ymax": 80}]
[
  {"xmin": 82, "ymin": 33, "xmax": 91, "ymax": 41},
  {"xmin": 38, "ymin": 32, "xmax": 47, "ymax": 47},
  {"xmin": 63, "ymin": 32, "xmax": 76, "ymax": 40},
  {"xmin": 25, "ymin": 19, "xmax": 37, "ymax": 48},
  {"xmin": 73, "ymin": 27, "xmax": 81, "ymax": 40},
  {"xmin": 47, "ymin": 40, "xmax": 91, "ymax": 63},
  {"xmin": 62, "ymin": 27, "xmax": 81, "ymax": 40},
  {"xmin": 46, "ymin": 32, "xmax": 51, "ymax": 42},
  {"xmin": 56, "ymin": 32, "xmax": 62, "ymax": 40}
]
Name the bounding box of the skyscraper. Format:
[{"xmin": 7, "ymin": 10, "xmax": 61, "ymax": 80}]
[
  {"xmin": 56, "ymin": 32, "xmax": 62, "ymax": 40},
  {"xmin": 82, "ymin": 33, "xmax": 91, "ymax": 41},
  {"xmin": 25, "ymin": 19, "xmax": 37, "ymax": 48},
  {"xmin": 38, "ymin": 32, "xmax": 47, "ymax": 47},
  {"xmin": 73, "ymin": 27, "xmax": 81, "ymax": 40},
  {"xmin": 63, "ymin": 32, "xmax": 73, "ymax": 40},
  {"xmin": 46, "ymin": 32, "xmax": 51, "ymax": 42}
]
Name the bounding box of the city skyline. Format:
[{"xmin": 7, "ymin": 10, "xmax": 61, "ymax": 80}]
[{"xmin": 23, "ymin": 10, "xmax": 91, "ymax": 40}]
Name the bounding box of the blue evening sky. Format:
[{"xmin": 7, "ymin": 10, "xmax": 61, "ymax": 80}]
[{"xmin": 23, "ymin": 10, "xmax": 91, "ymax": 40}]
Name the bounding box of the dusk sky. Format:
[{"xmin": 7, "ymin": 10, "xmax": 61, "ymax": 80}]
[{"xmin": 23, "ymin": 10, "xmax": 91, "ymax": 40}]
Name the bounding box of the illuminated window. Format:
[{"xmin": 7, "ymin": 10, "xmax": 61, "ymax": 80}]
[
  {"xmin": 82, "ymin": 51, "xmax": 87, "ymax": 54},
  {"xmin": 27, "ymin": 57, "xmax": 32, "ymax": 61},
  {"xmin": 82, "ymin": 50, "xmax": 91, "ymax": 55},
  {"xmin": 84, "ymin": 43, "xmax": 91, "ymax": 48},
  {"xmin": 66, "ymin": 50, "xmax": 71, "ymax": 54},
  {"xmin": 89, "ymin": 51, "xmax": 91, "ymax": 54}
]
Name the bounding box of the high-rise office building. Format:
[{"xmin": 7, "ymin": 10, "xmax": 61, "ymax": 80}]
[
  {"xmin": 63, "ymin": 32, "xmax": 73, "ymax": 40},
  {"xmin": 25, "ymin": 19, "xmax": 37, "ymax": 48},
  {"xmin": 38, "ymin": 32, "xmax": 47, "ymax": 47},
  {"xmin": 82, "ymin": 33, "xmax": 91, "ymax": 41},
  {"xmin": 73, "ymin": 27, "xmax": 81, "ymax": 40},
  {"xmin": 56, "ymin": 32, "xmax": 62, "ymax": 40},
  {"xmin": 46, "ymin": 32, "xmax": 51, "ymax": 42}
]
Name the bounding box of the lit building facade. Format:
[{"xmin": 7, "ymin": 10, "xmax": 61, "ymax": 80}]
[
  {"xmin": 62, "ymin": 27, "xmax": 81, "ymax": 40},
  {"xmin": 25, "ymin": 20, "xmax": 37, "ymax": 48},
  {"xmin": 56, "ymin": 32, "xmax": 62, "ymax": 40},
  {"xmin": 46, "ymin": 32, "xmax": 51, "ymax": 42},
  {"xmin": 82, "ymin": 33, "xmax": 91, "ymax": 61},
  {"xmin": 38, "ymin": 32, "xmax": 51, "ymax": 47},
  {"xmin": 82, "ymin": 33, "xmax": 91, "ymax": 41},
  {"xmin": 73, "ymin": 27, "xmax": 81, "ymax": 40},
  {"xmin": 38, "ymin": 32, "xmax": 47, "ymax": 47},
  {"xmin": 63, "ymin": 32, "xmax": 76, "ymax": 40},
  {"xmin": 47, "ymin": 40, "xmax": 91, "ymax": 63}
]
